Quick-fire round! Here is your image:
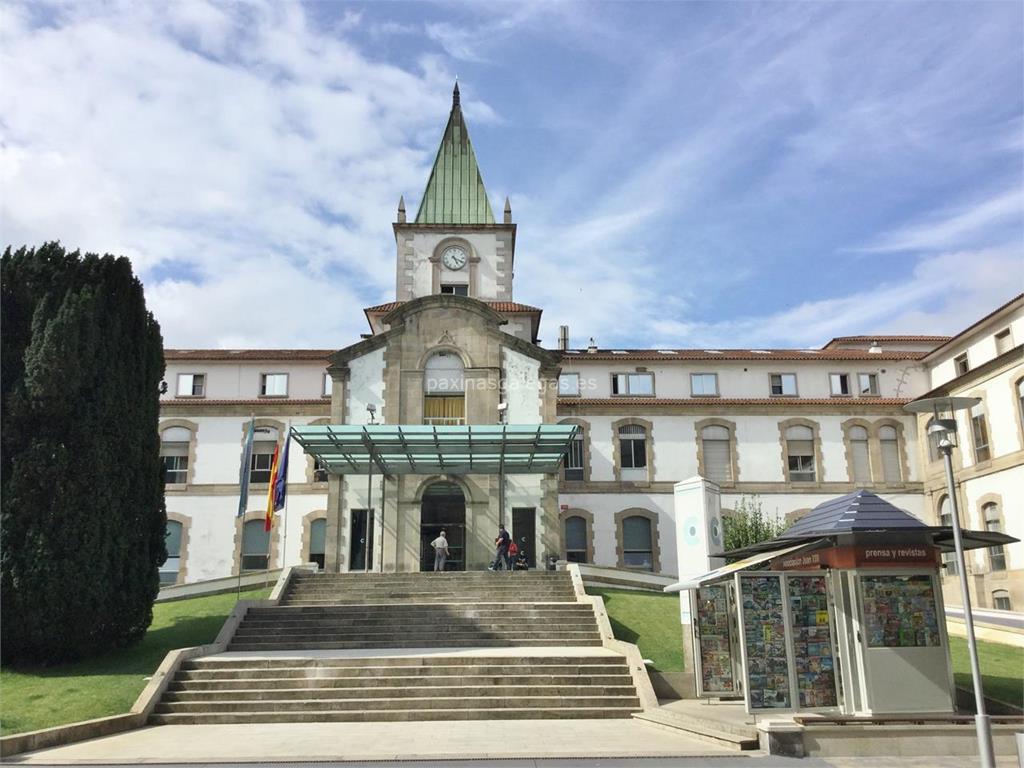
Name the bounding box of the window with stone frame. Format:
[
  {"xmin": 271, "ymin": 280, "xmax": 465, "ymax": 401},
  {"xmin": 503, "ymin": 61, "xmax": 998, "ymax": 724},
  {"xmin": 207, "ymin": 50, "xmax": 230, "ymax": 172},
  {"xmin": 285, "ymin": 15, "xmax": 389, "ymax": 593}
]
[
  {"xmin": 564, "ymin": 516, "xmax": 588, "ymax": 563},
  {"xmin": 701, "ymin": 425, "xmax": 733, "ymax": 482},
  {"xmin": 160, "ymin": 520, "xmax": 183, "ymax": 584},
  {"xmin": 618, "ymin": 424, "xmax": 648, "ymax": 478},
  {"xmin": 250, "ymin": 427, "xmax": 279, "ymax": 484},
  {"xmin": 992, "ymin": 590, "xmax": 1011, "ymax": 611},
  {"xmin": 612, "ymin": 372, "xmax": 654, "ymax": 396},
  {"xmin": 938, "ymin": 496, "xmax": 957, "ymax": 577},
  {"xmin": 621, "ymin": 515, "xmax": 653, "ymax": 570},
  {"xmin": 770, "ymin": 373, "xmax": 798, "ymax": 396},
  {"xmin": 424, "ymin": 352, "xmax": 465, "ymax": 425},
  {"xmin": 983, "ymin": 502, "xmax": 1006, "ymax": 572},
  {"xmin": 858, "ymin": 372, "xmax": 879, "ymax": 396},
  {"xmin": 848, "ymin": 425, "xmax": 871, "ymax": 484},
  {"xmin": 242, "ymin": 519, "xmax": 270, "ymax": 571},
  {"xmin": 160, "ymin": 426, "xmax": 191, "ymax": 484},
  {"xmin": 785, "ymin": 424, "xmax": 816, "ymax": 482},
  {"xmin": 970, "ymin": 401, "xmax": 990, "ymax": 463},
  {"xmin": 564, "ymin": 429, "xmax": 585, "ymax": 481},
  {"xmin": 879, "ymin": 425, "xmax": 902, "ymax": 482}
]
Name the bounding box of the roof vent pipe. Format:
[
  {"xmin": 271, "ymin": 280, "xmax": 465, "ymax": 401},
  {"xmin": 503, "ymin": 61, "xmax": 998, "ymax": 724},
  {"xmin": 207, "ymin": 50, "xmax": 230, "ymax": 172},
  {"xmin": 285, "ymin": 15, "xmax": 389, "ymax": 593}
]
[
  {"xmin": 868, "ymin": 340, "xmax": 882, "ymax": 354},
  {"xmin": 559, "ymin": 325, "xmax": 569, "ymax": 351},
  {"xmin": 587, "ymin": 337, "xmax": 597, "ymax": 354}
]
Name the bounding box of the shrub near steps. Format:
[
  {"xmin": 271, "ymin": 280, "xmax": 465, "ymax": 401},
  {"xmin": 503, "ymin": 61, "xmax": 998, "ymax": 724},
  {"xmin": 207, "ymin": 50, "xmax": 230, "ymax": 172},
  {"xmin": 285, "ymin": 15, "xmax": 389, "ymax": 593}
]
[{"xmin": 152, "ymin": 656, "xmax": 641, "ymax": 724}]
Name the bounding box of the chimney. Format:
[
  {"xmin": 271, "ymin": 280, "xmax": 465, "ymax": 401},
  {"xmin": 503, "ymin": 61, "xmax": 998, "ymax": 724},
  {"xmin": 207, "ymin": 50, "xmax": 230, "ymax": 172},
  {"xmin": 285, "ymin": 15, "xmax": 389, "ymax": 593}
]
[
  {"xmin": 558, "ymin": 325, "xmax": 569, "ymax": 351},
  {"xmin": 587, "ymin": 337, "xmax": 597, "ymax": 354}
]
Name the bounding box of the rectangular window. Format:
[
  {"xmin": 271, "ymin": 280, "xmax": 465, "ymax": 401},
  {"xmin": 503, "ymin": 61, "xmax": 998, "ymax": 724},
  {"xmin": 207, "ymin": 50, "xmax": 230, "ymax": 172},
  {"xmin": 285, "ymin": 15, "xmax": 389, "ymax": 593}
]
[
  {"xmin": 162, "ymin": 454, "xmax": 189, "ymax": 485},
  {"xmin": 260, "ymin": 373, "xmax": 288, "ymax": 397},
  {"xmin": 564, "ymin": 437, "xmax": 584, "ymax": 481},
  {"xmin": 323, "ymin": 373, "xmax": 331, "ymax": 397},
  {"xmin": 250, "ymin": 445, "xmax": 276, "ymax": 484},
  {"xmin": 440, "ymin": 284, "xmax": 468, "ymax": 296},
  {"xmin": 829, "ymin": 373, "xmax": 851, "ymax": 396},
  {"xmin": 971, "ymin": 403, "xmax": 990, "ymax": 463},
  {"xmin": 558, "ymin": 373, "xmax": 581, "ymax": 396},
  {"xmin": 176, "ymin": 373, "xmax": 205, "ymax": 397},
  {"xmin": 612, "ymin": 372, "xmax": 654, "ymax": 396},
  {"xmin": 858, "ymin": 373, "xmax": 879, "ymax": 396},
  {"xmin": 691, "ymin": 373, "xmax": 719, "ymax": 396},
  {"xmin": 954, "ymin": 353, "xmax": 970, "ymax": 376},
  {"xmin": 619, "ymin": 428, "xmax": 647, "ymax": 470},
  {"xmin": 770, "ymin": 373, "xmax": 797, "ymax": 396},
  {"xmin": 993, "ymin": 593, "xmax": 1011, "ymax": 611},
  {"xmin": 995, "ymin": 329, "xmax": 1013, "ymax": 355},
  {"xmin": 423, "ymin": 395, "xmax": 465, "ymax": 425}
]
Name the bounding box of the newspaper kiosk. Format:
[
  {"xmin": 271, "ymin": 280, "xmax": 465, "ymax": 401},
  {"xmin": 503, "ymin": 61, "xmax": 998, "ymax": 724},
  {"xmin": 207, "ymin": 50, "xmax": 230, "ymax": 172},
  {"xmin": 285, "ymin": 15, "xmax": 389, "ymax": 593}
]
[{"xmin": 674, "ymin": 490, "xmax": 1017, "ymax": 717}]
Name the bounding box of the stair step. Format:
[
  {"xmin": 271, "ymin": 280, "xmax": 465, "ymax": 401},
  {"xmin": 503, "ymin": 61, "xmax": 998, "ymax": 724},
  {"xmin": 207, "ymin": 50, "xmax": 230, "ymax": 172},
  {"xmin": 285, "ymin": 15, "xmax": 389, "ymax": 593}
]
[
  {"xmin": 171, "ymin": 676, "xmax": 633, "ymax": 690},
  {"xmin": 150, "ymin": 707, "xmax": 637, "ymax": 724},
  {"xmin": 182, "ymin": 656, "xmax": 622, "ymax": 670},
  {"xmin": 227, "ymin": 639, "xmax": 604, "ymax": 650},
  {"xmin": 157, "ymin": 695, "xmax": 641, "ymax": 713},
  {"xmin": 632, "ymin": 711, "xmax": 759, "ymax": 751},
  {"xmin": 165, "ymin": 685, "xmax": 639, "ymax": 701}
]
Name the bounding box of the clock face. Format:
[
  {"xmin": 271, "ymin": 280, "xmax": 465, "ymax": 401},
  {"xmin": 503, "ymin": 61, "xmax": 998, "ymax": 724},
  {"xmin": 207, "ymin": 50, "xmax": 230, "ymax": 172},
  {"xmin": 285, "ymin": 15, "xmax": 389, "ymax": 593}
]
[{"xmin": 441, "ymin": 246, "xmax": 468, "ymax": 270}]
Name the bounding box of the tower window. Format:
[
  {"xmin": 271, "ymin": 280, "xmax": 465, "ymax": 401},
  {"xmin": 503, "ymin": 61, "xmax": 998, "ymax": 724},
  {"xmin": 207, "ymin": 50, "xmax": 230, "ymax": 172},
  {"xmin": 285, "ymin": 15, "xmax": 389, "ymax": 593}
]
[{"xmin": 440, "ymin": 284, "xmax": 468, "ymax": 296}]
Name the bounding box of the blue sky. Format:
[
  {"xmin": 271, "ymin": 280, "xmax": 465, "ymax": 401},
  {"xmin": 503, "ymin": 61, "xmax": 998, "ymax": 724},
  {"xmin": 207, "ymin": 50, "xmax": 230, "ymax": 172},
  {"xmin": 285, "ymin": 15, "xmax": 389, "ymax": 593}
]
[{"xmin": 1, "ymin": 1, "xmax": 1021, "ymax": 350}]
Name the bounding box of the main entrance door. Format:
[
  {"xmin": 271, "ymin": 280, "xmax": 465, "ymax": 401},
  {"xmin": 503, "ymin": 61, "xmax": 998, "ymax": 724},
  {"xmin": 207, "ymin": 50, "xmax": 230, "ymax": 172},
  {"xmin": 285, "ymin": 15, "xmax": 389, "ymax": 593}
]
[
  {"xmin": 420, "ymin": 482, "xmax": 466, "ymax": 571},
  {"xmin": 512, "ymin": 507, "xmax": 536, "ymax": 568}
]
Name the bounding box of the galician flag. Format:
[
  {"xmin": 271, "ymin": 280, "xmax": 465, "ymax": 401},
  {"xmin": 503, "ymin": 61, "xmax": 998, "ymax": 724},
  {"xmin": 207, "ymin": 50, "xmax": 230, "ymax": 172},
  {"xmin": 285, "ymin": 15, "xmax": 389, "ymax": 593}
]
[
  {"xmin": 264, "ymin": 443, "xmax": 281, "ymax": 532},
  {"xmin": 237, "ymin": 420, "xmax": 255, "ymax": 517}
]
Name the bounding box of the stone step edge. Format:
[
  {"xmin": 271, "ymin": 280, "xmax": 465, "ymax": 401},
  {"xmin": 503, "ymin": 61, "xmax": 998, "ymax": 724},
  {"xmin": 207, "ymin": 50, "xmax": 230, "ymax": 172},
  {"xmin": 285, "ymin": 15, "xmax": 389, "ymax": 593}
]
[{"xmin": 632, "ymin": 711, "xmax": 760, "ymax": 750}]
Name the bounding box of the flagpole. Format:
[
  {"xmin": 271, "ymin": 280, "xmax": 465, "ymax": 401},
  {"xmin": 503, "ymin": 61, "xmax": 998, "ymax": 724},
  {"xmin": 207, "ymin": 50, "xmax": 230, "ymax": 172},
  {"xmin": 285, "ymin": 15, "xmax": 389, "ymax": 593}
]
[
  {"xmin": 279, "ymin": 420, "xmax": 293, "ymax": 580},
  {"xmin": 238, "ymin": 413, "xmax": 255, "ymax": 600}
]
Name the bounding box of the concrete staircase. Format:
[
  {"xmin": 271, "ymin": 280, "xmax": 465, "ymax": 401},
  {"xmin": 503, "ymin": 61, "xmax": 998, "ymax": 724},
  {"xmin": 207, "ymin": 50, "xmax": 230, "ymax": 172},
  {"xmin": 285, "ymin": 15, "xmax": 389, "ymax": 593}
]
[
  {"xmin": 151, "ymin": 655, "xmax": 640, "ymax": 723},
  {"xmin": 152, "ymin": 570, "xmax": 644, "ymax": 724}
]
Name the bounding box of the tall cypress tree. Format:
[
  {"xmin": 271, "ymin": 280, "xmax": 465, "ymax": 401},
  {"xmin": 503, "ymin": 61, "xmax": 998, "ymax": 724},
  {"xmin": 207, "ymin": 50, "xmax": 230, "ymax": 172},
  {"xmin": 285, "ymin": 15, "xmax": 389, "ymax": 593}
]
[{"xmin": 1, "ymin": 243, "xmax": 166, "ymax": 664}]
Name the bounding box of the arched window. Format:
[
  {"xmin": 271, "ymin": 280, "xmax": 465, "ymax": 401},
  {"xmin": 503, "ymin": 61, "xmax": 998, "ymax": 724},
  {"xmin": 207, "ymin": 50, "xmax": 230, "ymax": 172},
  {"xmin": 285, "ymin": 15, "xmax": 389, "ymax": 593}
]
[
  {"xmin": 925, "ymin": 418, "xmax": 942, "ymax": 463},
  {"xmin": 701, "ymin": 425, "xmax": 733, "ymax": 482},
  {"xmin": 622, "ymin": 515, "xmax": 653, "ymax": 570},
  {"xmin": 423, "ymin": 352, "xmax": 465, "ymax": 425},
  {"xmin": 564, "ymin": 428, "xmax": 585, "ymax": 481},
  {"xmin": 309, "ymin": 518, "xmax": 327, "ymax": 570},
  {"xmin": 565, "ymin": 516, "xmax": 588, "ymax": 563},
  {"xmin": 618, "ymin": 424, "xmax": 648, "ymax": 480},
  {"xmin": 938, "ymin": 496, "xmax": 957, "ymax": 577},
  {"xmin": 1017, "ymin": 379, "xmax": 1024, "ymax": 433},
  {"xmin": 879, "ymin": 425, "xmax": 901, "ymax": 482},
  {"xmin": 160, "ymin": 426, "xmax": 191, "ymax": 485},
  {"xmin": 250, "ymin": 426, "xmax": 279, "ymax": 484},
  {"xmin": 970, "ymin": 401, "xmax": 990, "ymax": 463},
  {"xmin": 848, "ymin": 425, "xmax": 871, "ymax": 484},
  {"xmin": 242, "ymin": 519, "xmax": 270, "ymax": 571},
  {"xmin": 983, "ymin": 502, "xmax": 1006, "ymax": 572},
  {"xmin": 785, "ymin": 425, "xmax": 816, "ymax": 482},
  {"xmin": 992, "ymin": 589, "xmax": 1011, "ymax": 611},
  {"xmin": 160, "ymin": 520, "xmax": 183, "ymax": 584}
]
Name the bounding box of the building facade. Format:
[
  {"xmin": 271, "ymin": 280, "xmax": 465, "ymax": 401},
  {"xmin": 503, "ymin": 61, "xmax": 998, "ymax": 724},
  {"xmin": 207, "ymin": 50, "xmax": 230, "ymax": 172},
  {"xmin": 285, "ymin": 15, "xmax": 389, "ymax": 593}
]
[{"xmin": 157, "ymin": 86, "xmax": 1023, "ymax": 610}]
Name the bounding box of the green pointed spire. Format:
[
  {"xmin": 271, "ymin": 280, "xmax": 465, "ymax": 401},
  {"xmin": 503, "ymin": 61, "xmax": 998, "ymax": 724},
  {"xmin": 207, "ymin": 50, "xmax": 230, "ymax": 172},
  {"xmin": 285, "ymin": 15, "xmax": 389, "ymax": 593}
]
[{"xmin": 414, "ymin": 82, "xmax": 496, "ymax": 225}]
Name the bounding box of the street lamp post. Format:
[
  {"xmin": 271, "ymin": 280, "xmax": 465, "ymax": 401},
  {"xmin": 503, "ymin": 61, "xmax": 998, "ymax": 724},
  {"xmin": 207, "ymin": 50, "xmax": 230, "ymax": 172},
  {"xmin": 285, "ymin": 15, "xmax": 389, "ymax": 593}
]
[{"xmin": 904, "ymin": 396, "xmax": 993, "ymax": 768}]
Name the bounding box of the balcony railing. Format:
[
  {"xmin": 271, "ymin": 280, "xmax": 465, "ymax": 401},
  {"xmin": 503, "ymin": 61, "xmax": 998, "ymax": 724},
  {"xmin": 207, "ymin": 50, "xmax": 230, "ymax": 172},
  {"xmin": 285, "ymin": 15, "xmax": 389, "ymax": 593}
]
[{"xmin": 423, "ymin": 416, "xmax": 466, "ymax": 426}]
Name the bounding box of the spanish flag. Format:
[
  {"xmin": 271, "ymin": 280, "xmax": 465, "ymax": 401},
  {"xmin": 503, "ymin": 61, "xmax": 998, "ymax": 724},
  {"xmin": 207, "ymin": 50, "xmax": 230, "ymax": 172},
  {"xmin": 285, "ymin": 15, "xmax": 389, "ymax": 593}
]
[{"xmin": 264, "ymin": 444, "xmax": 280, "ymax": 532}]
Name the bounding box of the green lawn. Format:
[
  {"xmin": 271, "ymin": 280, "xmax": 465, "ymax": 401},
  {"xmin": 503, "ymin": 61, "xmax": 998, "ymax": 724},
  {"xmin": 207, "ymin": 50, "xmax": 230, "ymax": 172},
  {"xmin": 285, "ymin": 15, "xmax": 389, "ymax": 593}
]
[
  {"xmin": 0, "ymin": 588, "xmax": 270, "ymax": 736},
  {"xmin": 948, "ymin": 636, "xmax": 1024, "ymax": 709},
  {"xmin": 587, "ymin": 587, "xmax": 685, "ymax": 672}
]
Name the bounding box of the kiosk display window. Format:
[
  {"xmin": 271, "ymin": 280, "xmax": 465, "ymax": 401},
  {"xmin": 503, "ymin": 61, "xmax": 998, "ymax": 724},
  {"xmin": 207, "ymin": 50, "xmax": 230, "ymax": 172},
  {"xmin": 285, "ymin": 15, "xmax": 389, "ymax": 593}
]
[
  {"xmin": 696, "ymin": 584, "xmax": 736, "ymax": 693},
  {"xmin": 739, "ymin": 574, "xmax": 792, "ymax": 709},
  {"xmin": 861, "ymin": 574, "xmax": 941, "ymax": 648},
  {"xmin": 787, "ymin": 575, "xmax": 838, "ymax": 708}
]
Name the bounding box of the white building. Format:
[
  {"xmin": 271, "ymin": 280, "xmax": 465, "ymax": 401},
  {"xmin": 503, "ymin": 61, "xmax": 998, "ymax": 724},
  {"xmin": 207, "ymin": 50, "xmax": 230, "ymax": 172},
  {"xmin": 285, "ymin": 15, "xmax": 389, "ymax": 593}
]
[{"xmin": 157, "ymin": 86, "xmax": 1023, "ymax": 611}]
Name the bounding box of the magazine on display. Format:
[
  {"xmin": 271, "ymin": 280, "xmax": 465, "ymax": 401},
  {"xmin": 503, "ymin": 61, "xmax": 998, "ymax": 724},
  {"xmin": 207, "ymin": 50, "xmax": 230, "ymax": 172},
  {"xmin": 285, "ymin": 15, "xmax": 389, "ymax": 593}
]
[
  {"xmin": 696, "ymin": 584, "xmax": 736, "ymax": 694},
  {"xmin": 739, "ymin": 574, "xmax": 792, "ymax": 709}
]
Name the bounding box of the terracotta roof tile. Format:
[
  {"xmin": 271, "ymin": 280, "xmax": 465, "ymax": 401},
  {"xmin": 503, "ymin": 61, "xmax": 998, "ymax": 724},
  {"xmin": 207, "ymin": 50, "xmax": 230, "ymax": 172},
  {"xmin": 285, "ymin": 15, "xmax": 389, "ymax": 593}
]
[
  {"xmin": 556, "ymin": 349, "xmax": 927, "ymax": 361},
  {"xmin": 165, "ymin": 350, "xmax": 333, "ymax": 361},
  {"xmin": 364, "ymin": 300, "xmax": 541, "ymax": 314},
  {"xmin": 822, "ymin": 335, "xmax": 951, "ymax": 348},
  {"xmin": 558, "ymin": 397, "xmax": 912, "ymax": 408}
]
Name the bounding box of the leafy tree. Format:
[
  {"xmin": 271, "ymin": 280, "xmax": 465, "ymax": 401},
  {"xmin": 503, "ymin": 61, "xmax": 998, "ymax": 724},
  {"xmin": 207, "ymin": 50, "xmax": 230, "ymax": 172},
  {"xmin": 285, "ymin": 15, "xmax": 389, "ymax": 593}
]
[
  {"xmin": 1, "ymin": 243, "xmax": 166, "ymax": 664},
  {"xmin": 722, "ymin": 495, "xmax": 788, "ymax": 556}
]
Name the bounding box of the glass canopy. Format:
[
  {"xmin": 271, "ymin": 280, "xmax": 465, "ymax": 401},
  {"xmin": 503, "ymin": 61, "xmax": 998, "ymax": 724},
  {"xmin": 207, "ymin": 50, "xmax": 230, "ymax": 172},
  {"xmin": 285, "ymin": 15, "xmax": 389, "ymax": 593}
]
[{"xmin": 289, "ymin": 424, "xmax": 580, "ymax": 475}]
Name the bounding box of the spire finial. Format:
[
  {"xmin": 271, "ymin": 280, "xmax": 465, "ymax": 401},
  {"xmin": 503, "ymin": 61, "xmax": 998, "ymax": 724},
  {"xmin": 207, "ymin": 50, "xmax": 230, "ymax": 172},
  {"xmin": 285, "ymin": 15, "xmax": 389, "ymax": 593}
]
[
  {"xmin": 503, "ymin": 196, "xmax": 512, "ymax": 224},
  {"xmin": 397, "ymin": 195, "xmax": 406, "ymax": 224},
  {"xmin": 453, "ymin": 79, "xmax": 460, "ymax": 108}
]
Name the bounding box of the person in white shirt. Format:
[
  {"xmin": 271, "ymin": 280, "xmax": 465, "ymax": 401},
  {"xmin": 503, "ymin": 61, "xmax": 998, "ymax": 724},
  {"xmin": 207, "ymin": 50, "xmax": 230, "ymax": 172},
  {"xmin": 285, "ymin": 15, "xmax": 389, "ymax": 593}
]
[{"xmin": 430, "ymin": 530, "xmax": 449, "ymax": 572}]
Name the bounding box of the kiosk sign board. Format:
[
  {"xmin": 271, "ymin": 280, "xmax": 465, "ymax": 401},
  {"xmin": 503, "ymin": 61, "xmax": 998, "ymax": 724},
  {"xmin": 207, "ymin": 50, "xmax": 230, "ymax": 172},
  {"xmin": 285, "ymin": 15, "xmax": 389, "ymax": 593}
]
[{"xmin": 694, "ymin": 584, "xmax": 737, "ymax": 695}]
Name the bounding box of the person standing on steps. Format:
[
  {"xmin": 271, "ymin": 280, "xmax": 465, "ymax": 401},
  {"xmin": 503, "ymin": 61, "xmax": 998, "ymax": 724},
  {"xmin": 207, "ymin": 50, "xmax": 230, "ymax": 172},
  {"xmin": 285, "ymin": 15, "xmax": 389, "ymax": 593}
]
[
  {"xmin": 488, "ymin": 524, "xmax": 511, "ymax": 570},
  {"xmin": 430, "ymin": 530, "xmax": 449, "ymax": 572}
]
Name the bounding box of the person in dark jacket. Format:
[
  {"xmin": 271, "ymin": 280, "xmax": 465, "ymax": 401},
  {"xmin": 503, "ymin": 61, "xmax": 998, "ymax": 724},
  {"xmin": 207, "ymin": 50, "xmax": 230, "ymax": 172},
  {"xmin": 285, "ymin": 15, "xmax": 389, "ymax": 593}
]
[{"xmin": 488, "ymin": 524, "xmax": 511, "ymax": 570}]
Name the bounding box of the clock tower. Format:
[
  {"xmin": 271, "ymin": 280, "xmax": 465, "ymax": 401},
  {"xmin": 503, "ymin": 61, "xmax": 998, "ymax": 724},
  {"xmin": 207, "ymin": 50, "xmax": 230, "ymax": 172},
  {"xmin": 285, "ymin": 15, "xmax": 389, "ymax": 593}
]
[{"xmin": 393, "ymin": 83, "xmax": 516, "ymax": 303}]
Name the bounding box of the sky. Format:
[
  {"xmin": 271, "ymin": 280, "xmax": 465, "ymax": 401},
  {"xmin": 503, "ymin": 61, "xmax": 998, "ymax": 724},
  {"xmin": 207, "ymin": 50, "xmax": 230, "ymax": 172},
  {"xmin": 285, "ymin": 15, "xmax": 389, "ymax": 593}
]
[{"xmin": 1, "ymin": 0, "xmax": 1022, "ymax": 351}]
